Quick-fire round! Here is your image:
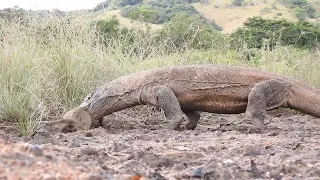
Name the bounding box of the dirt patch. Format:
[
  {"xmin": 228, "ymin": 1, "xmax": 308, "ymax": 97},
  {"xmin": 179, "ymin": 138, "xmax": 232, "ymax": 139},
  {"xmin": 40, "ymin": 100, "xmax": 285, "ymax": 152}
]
[{"xmin": 1, "ymin": 107, "xmax": 320, "ymax": 179}]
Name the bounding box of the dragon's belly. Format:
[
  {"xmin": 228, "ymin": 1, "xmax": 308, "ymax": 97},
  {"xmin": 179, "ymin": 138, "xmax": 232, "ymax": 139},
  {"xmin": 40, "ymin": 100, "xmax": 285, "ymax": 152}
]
[{"xmin": 175, "ymin": 88, "xmax": 250, "ymax": 114}]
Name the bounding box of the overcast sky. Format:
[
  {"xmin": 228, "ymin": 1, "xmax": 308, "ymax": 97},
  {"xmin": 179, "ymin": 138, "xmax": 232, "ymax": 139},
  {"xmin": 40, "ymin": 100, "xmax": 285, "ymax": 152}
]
[{"xmin": 0, "ymin": 0, "xmax": 104, "ymax": 11}]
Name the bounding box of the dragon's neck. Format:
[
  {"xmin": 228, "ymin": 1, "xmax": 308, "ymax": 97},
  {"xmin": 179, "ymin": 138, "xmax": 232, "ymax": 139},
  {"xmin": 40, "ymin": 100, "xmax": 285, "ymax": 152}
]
[{"xmin": 90, "ymin": 89, "xmax": 142, "ymax": 120}]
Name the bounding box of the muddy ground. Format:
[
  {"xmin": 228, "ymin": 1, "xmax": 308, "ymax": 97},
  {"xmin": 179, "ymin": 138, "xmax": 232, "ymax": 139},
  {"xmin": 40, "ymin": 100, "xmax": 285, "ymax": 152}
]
[{"xmin": 1, "ymin": 106, "xmax": 320, "ymax": 180}]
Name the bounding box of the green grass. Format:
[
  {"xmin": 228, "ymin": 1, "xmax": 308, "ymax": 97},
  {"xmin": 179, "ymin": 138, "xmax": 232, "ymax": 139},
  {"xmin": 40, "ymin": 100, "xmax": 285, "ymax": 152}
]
[{"xmin": 0, "ymin": 17, "xmax": 319, "ymax": 136}]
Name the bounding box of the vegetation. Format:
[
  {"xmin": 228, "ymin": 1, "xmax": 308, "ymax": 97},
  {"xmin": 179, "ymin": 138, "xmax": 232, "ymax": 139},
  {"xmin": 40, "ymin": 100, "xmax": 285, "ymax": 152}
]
[
  {"xmin": 93, "ymin": 0, "xmax": 143, "ymax": 11},
  {"xmin": 232, "ymin": 0, "xmax": 245, "ymax": 6},
  {"xmin": 281, "ymin": 0, "xmax": 319, "ymax": 20},
  {"xmin": 230, "ymin": 17, "xmax": 320, "ymax": 49},
  {"xmin": 119, "ymin": 0, "xmax": 222, "ymax": 31}
]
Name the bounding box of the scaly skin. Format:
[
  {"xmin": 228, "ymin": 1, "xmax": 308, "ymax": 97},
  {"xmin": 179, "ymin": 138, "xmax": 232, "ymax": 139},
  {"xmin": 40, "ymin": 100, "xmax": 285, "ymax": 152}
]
[{"xmin": 75, "ymin": 64, "xmax": 320, "ymax": 132}]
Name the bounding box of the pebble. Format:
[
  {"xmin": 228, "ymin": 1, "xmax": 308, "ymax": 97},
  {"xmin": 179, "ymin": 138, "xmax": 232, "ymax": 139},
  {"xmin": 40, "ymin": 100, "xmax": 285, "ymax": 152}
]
[
  {"xmin": 28, "ymin": 144, "xmax": 44, "ymax": 157},
  {"xmin": 43, "ymin": 174, "xmax": 56, "ymax": 180},
  {"xmin": 191, "ymin": 167, "xmax": 203, "ymax": 178},
  {"xmin": 86, "ymin": 174, "xmax": 102, "ymax": 180},
  {"xmin": 171, "ymin": 163, "xmax": 187, "ymax": 171},
  {"xmin": 80, "ymin": 146, "xmax": 97, "ymax": 156},
  {"xmin": 69, "ymin": 141, "xmax": 81, "ymax": 148},
  {"xmin": 223, "ymin": 159, "xmax": 234, "ymax": 164},
  {"xmin": 85, "ymin": 132, "xmax": 93, "ymax": 137}
]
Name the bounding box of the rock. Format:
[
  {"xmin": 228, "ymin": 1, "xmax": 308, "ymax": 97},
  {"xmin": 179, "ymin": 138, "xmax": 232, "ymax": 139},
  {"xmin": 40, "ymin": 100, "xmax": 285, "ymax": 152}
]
[
  {"xmin": 191, "ymin": 167, "xmax": 203, "ymax": 178},
  {"xmin": 223, "ymin": 159, "xmax": 234, "ymax": 164},
  {"xmin": 171, "ymin": 163, "xmax": 187, "ymax": 171},
  {"xmin": 69, "ymin": 141, "xmax": 81, "ymax": 148},
  {"xmin": 86, "ymin": 174, "xmax": 102, "ymax": 180},
  {"xmin": 43, "ymin": 174, "xmax": 56, "ymax": 180},
  {"xmin": 201, "ymin": 160, "xmax": 232, "ymax": 180},
  {"xmin": 148, "ymin": 172, "xmax": 166, "ymax": 180},
  {"xmin": 244, "ymin": 146, "xmax": 263, "ymax": 157},
  {"xmin": 28, "ymin": 144, "xmax": 44, "ymax": 157},
  {"xmin": 85, "ymin": 132, "xmax": 93, "ymax": 137},
  {"xmin": 80, "ymin": 146, "xmax": 97, "ymax": 156},
  {"xmin": 267, "ymin": 131, "xmax": 279, "ymax": 136}
]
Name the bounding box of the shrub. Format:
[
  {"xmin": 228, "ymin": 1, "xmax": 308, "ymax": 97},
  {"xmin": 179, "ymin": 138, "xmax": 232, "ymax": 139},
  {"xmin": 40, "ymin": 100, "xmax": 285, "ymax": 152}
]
[
  {"xmin": 156, "ymin": 13, "xmax": 227, "ymax": 51},
  {"xmin": 230, "ymin": 17, "xmax": 320, "ymax": 49},
  {"xmin": 94, "ymin": 16, "xmax": 134, "ymax": 47},
  {"xmin": 232, "ymin": 0, "xmax": 245, "ymax": 6},
  {"xmin": 127, "ymin": 5, "xmax": 161, "ymax": 24},
  {"xmin": 93, "ymin": 0, "xmax": 142, "ymax": 11},
  {"xmin": 120, "ymin": 0, "xmax": 221, "ymax": 29},
  {"xmin": 281, "ymin": 0, "xmax": 318, "ymax": 19}
]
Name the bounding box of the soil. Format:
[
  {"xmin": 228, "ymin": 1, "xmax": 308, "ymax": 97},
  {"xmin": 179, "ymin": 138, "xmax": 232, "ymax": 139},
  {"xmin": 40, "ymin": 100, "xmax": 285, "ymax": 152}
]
[{"xmin": 1, "ymin": 106, "xmax": 320, "ymax": 180}]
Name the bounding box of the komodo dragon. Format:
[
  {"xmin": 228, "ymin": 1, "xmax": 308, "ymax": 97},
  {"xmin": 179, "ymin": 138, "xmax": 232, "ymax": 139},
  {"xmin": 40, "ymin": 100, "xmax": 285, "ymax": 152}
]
[{"xmin": 68, "ymin": 65, "xmax": 320, "ymax": 132}]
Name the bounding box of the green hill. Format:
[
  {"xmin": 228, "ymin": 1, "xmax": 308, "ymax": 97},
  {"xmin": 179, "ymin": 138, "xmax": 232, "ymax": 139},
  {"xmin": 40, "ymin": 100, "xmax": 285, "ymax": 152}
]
[{"xmin": 92, "ymin": 0, "xmax": 320, "ymax": 34}]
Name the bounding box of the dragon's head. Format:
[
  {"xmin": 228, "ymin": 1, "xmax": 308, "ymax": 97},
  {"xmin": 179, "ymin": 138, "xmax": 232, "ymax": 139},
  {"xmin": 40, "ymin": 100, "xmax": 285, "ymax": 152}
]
[{"xmin": 38, "ymin": 107, "xmax": 92, "ymax": 133}]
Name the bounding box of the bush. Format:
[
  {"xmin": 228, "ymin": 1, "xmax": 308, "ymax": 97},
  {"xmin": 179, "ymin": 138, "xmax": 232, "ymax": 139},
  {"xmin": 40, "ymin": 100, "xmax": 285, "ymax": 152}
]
[
  {"xmin": 230, "ymin": 17, "xmax": 320, "ymax": 49},
  {"xmin": 232, "ymin": 0, "xmax": 245, "ymax": 6},
  {"xmin": 127, "ymin": 5, "xmax": 161, "ymax": 24},
  {"xmin": 94, "ymin": 16, "xmax": 133, "ymax": 46},
  {"xmin": 120, "ymin": 0, "xmax": 221, "ymax": 29},
  {"xmin": 93, "ymin": 0, "xmax": 142, "ymax": 11},
  {"xmin": 156, "ymin": 13, "xmax": 227, "ymax": 51},
  {"xmin": 281, "ymin": 0, "xmax": 318, "ymax": 19}
]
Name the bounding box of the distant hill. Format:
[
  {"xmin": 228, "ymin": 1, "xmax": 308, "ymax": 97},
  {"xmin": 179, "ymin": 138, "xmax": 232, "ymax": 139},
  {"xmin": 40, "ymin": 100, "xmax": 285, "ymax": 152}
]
[
  {"xmin": 92, "ymin": 0, "xmax": 320, "ymax": 34},
  {"xmin": 194, "ymin": 0, "xmax": 320, "ymax": 34}
]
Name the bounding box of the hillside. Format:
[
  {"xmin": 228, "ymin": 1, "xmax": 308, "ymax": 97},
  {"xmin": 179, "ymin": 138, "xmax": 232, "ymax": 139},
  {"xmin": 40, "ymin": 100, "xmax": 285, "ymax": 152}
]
[
  {"xmin": 193, "ymin": 0, "xmax": 297, "ymax": 34},
  {"xmin": 92, "ymin": 0, "xmax": 320, "ymax": 34}
]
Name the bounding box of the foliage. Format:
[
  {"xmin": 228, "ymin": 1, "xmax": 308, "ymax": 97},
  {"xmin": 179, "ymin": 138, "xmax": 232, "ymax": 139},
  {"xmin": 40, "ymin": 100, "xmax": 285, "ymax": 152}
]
[
  {"xmin": 232, "ymin": 0, "xmax": 245, "ymax": 6},
  {"xmin": 281, "ymin": 0, "xmax": 318, "ymax": 20},
  {"xmin": 127, "ymin": 5, "xmax": 161, "ymax": 24},
  {"xmin": 156, "ymin": 13, "xmax": 227, "ymax": 51},
  {"xmin": 120, "ymin": 0, "xmax": 222, "ymax": 30},
  {"xmin": 93, "ymin": 0, "xmax": 143, "ymax": 11},
  {"xmin": 93, "ymin": 0, "xmax": 112, "ymax": 11},
  {"xmin": 230, "ymin": 17, "xmax": 320, "ymax": 49},
  {"xmin": 93, "ymin": 16, "xmax": 134, "ymax": 52}
]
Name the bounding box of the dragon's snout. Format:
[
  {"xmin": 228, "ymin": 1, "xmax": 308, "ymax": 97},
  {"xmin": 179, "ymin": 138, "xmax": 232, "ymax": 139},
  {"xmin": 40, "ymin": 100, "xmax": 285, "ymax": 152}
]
[{"xmin": 39, "ymin": 107, "xmax": 92, "ymax": 133}]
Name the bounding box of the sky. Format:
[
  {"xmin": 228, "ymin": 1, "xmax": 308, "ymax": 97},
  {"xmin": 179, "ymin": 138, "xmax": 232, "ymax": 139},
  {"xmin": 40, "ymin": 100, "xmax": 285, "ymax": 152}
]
[{"xmin": 0, "ymin": 0, "xmax": 104, "ymax": 11}]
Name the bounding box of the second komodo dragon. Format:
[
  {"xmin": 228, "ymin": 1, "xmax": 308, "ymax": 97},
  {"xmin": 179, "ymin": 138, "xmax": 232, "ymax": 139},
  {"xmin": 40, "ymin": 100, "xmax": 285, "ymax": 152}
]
[{"xmin": 69, "ymin": 64, "xmax": 320, "ymax": 132}]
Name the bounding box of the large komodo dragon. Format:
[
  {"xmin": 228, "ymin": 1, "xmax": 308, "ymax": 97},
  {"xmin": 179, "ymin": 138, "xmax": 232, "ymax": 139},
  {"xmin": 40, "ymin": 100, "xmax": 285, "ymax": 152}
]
[{"xmin": 63, "ymin": 65, "xmax": 320, "ymax": 132}]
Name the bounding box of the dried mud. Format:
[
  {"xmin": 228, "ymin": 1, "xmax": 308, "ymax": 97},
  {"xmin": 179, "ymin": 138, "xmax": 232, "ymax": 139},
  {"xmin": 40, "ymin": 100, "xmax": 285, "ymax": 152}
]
[{"xmin": 1, "ymin": 106, "xmax": 320, "ymax": 180}]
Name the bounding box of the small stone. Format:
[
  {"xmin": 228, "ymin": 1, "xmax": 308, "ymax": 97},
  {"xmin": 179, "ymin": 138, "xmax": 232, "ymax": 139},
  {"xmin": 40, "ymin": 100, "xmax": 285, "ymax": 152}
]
[
  {"xmin": 43, "ymin": 174, "xmax": 56, "ymax": 180},
  {"xmin": 28, "ymin": 144, "xmax": 44, "ymax": 157},
  {"xmin": 171, "ymin": 163, "xmax": 187, "ymax": 171},
  {"xmin": 223, "ymin": 159, "xmax": 234, "ymax": 164},
  {"xmin": 85, "ymin": 132, "xmax": 93, "ymax": 137},
  {"xmin": 80, "ymin": 146, "xmax": 97, "ymax": 156},
  {"xmin": 307, "ymin": 163, "xmax": 313, "ymax": 167},
  {"xmin": 69, "ymin": 141, "xmax": 81, "ymax": 148},
  {"xmin": 265, "ymin": 172, "xmax": 271, "ymax": 178},
  {"xmin": 267, "ymin": 131, "xmax": 279, "ymax": 136},
  {"xmin": 86, "ymin": 174, "xmax": 102, "ymax": 180},
  {"xmin": 244, "ymin": 146, "xmax": 263, "ymax": 157},
  {"xmin": 191, "ymin": 167, "xmax": 203, "ymax": 178},
  {"xmin": 18, "ymin": 143, "xmax": 29, "ymax": 152}
]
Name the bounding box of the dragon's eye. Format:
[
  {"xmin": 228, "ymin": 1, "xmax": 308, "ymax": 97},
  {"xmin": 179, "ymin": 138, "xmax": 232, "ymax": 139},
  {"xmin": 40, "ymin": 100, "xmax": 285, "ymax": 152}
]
[{"xmin": 84, "ymin": 93, "xmax": 93, "ymax": 101}]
